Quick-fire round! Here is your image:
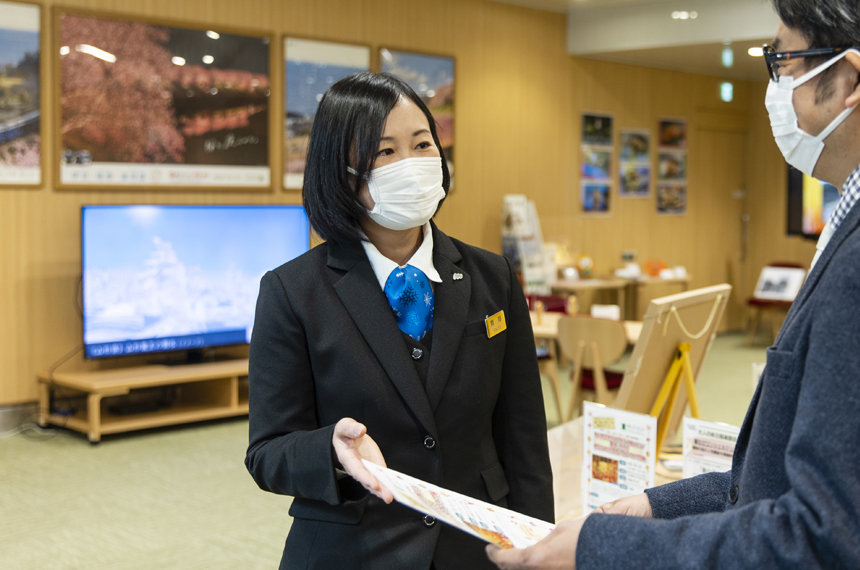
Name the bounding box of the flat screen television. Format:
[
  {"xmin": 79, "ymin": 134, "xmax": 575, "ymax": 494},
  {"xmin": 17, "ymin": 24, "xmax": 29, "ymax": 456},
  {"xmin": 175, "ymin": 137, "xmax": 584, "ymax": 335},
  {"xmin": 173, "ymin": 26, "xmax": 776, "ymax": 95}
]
[
  {"xmin": 786, "ymin": 165, "xmax": 839, "ymax": 239},
  {"xmin": 81, "ymin": 204, "xmax": 309, "ymax": 361}
]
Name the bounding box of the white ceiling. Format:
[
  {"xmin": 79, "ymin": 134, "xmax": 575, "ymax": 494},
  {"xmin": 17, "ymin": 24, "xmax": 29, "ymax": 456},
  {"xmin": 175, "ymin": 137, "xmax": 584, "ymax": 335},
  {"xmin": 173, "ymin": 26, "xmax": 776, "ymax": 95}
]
[{"xmin": 491, "ymin": 0, "xmax": 777, "ymax": 81}]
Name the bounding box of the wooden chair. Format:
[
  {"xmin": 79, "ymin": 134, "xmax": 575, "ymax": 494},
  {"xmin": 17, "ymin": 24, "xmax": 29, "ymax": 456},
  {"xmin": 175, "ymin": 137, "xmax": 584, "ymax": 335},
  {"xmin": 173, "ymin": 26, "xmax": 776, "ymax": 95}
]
[
  {"xmin": 527, "ymin": 294, "xmax": 576, "ymax": 422},
  {"xmin": 746, "ymin": 262, "xmax": 806, "ymax": 345},
  {"xmin": 556, "ymin": 315, "xmax": 628, "ymax": 421}
]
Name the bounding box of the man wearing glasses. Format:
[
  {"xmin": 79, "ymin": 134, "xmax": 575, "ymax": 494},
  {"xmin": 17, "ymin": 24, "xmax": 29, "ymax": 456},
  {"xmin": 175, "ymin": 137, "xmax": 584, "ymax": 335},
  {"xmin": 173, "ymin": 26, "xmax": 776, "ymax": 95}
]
[{"xmin": 488, "ymin": 1, "xmax": 860, "ymax": 568}]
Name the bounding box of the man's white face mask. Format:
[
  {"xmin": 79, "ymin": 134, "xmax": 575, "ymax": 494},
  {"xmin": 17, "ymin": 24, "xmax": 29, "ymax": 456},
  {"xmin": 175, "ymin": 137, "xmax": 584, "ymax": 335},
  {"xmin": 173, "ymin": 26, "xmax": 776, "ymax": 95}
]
[{"xmin": 765, "ymin": 48, "xmax": 860, "ymax": 176}]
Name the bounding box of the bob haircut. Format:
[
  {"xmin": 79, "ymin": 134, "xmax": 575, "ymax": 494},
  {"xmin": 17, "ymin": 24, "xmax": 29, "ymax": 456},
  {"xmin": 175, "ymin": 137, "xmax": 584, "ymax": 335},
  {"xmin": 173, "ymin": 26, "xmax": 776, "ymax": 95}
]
[{"xmin": 302, "ymin": 72, "xmax": 451, "ymax": 245}]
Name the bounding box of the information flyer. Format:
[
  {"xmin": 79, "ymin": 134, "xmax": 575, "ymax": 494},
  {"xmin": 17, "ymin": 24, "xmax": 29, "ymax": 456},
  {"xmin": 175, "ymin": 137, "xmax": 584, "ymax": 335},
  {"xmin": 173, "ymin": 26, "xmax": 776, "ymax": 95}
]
[
  {"xmin": 581, "ymin": 402, "xmax": 657, "ymax": 513},
  {"xmin": 682, "ymin": 417, "xmax": 740, "ymax": 479},
  {"xmin": 362, "ymin": 460, "xmax": 555, "ymax": 549}
]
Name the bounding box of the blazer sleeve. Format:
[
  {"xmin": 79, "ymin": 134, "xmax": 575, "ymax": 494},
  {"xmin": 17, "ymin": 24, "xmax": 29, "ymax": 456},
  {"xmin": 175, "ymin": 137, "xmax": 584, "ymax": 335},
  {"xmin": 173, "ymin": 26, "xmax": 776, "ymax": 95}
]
[
  {"xmin": 244, "ymin": 270, "xmax": 344, "ymax": 505},
  {"xmin": 492, "ymin": 256, "xmax": 555, "ymax": 523},
  {"xmin": 575, "ymin": 256, "xmax": 860, "ymax": 568}
]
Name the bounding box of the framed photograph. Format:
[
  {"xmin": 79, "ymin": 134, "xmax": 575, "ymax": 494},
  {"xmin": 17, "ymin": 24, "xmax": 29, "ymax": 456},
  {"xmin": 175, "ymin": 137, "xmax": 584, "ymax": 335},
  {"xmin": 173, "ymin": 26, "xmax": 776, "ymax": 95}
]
[
  {"xmin": 581, "ymin": 145, "xmax": 611, "ymax": 180},
  {"xmin": 284, "ymin": 37, "xmax": 370, "ymax": 189},
  {"xmin": 0, "ymin": 0, "xmax": 41, "ymax": 186},
  {"xmin": 380, "ymin": 48, "xmax": 455, "ymax": 176},
  {"xmin": 582, "ymin": 113, "xmax": 613, "ymax": 146},
  {"xmin": 657, "ymin": 182, "xmax": 687, "ymax": 214},
  {"xmin": 55, "ymin": 9, "xmax": 272, "ymax": 189},
  {"xmin": 657, "ymin": 150, "xmax": 687, "ymax": 180},
  {"xmin": 582, "ymin": 181, "xmax": 610, "ymax": 213},
  {"xmin": 658, "ymin": 119, "xmax": 687, "ymax": 149}
]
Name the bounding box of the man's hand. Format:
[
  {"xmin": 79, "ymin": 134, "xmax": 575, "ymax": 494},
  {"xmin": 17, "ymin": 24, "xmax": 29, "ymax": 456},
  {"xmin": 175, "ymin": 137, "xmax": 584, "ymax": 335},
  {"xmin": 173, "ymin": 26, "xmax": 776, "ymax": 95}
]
[
  {"xmin": 332, "ymin": 417, "xmax": 393, "ymax": 503},
  {"xmin": 593, "ymin": 492, "xmax": 653, "ymax": 518},
  {"xmin": 485, "ymin": 515, "xmax": 587, "ymax": 570}
]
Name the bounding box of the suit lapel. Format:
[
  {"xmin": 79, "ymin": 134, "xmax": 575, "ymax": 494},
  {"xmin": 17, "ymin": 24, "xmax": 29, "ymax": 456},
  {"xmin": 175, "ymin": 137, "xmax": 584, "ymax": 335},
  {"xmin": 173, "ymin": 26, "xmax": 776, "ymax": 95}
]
[
  {"xmin": 778, "ymin": 200, "xmax": 860, "ymax": 340},
  {"xmin": 328, "ymin": 242, "xmax": 436, "ymax": 435},
  {"xmin": 426, "ymin": 227, "xmax": 470, "ymax": 410}
]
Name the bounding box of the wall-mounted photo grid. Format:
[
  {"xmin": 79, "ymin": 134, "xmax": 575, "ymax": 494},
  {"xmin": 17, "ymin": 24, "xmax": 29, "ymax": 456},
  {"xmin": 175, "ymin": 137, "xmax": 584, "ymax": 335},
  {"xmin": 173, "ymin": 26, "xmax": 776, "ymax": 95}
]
[
  {"xmin": 0, "ymin": 0, "xmax": 41, "ymax": 186},
  {"xmin": 656, "ymin": 118, "xmax": 687, "ymax": 214},
  {"xmin": 56, "ymin": 10, "xmax": 271, "ymax": 189},
  {"xmin": 580, "ymin": 113, "xmax": 613, "ymax": 214},
  {"xmin": 283, "ymin": 37, "xmax": 370, "ymax": 189}
]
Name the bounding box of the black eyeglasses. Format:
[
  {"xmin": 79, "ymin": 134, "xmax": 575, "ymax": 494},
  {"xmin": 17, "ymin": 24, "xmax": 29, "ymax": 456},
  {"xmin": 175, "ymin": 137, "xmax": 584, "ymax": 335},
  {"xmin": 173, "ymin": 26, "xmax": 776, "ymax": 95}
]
[{"xmin": 763, "ymin": 44, "xmax": 853, "ymax": 82}]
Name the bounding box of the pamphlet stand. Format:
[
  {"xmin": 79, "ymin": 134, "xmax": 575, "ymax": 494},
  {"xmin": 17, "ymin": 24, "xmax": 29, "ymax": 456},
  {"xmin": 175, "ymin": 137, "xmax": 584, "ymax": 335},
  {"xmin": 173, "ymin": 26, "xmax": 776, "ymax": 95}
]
[{"xmin": 649, "ymin": 342, "xmax": 700, "ymax": 452}]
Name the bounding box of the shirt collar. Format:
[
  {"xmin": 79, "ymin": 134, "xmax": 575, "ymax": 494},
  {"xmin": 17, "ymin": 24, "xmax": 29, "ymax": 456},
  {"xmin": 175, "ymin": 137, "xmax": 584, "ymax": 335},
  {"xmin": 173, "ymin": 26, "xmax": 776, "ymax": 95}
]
[
  {"xmin": 828, "ymin": 164, "xmax": 860, "ymax": 233},
  {"xmin": 362, "ymin": 223, "xmax": 442, "ymax": 290}
]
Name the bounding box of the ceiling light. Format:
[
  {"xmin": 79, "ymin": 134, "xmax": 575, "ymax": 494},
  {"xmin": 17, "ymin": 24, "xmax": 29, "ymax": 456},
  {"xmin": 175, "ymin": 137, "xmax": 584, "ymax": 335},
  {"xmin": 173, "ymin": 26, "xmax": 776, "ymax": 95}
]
[
  {"xmin": 722, "ymin": 46, "xmax": 734, "ymax": 68},
  {"xmin": 59, "ymin": 45, "xmax": 70, "ymax": 56},
  {"xmin": 748, "ymin": 46, "xmax": 764, "ymax": 57},
  {"xmin": 720, "ymin": 82, "xmax": 734, "ymax": 102},
  {"xmin": 171, "ymin": 56, "xmax": 186, "ymax": 66},
  {"xmin": 206, "ymin": 30, "xmax": 220, "ymax": 40},
  {"xmin": 202, "ymin": 55, "xmax": 214, "ymax": 64},
  {"xmin": 671, "ymin": 10, "xmax": 698, "ymax": 20}
]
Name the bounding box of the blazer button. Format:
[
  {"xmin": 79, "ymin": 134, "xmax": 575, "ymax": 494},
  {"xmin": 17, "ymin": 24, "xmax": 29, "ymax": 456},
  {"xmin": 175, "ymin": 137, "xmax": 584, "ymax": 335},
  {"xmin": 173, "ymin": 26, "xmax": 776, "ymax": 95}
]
[
  {"xmin": 729, "ymin": 485, "xmax": 739, "ymax": 503},
  {"xmin": 423, "ymin": 515, "xmax": 436, "ymax": 527},
  {"xmin": 411, "ymin": 347, "xmax": 424, "ymax": 360},
  {"xmin": 423, "ymin": 435, "xmax": 436, "ymax": 449}
]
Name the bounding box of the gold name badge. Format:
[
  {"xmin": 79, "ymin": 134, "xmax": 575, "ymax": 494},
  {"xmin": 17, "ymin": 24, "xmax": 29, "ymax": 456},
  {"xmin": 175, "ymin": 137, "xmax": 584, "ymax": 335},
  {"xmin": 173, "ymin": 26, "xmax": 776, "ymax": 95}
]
[{"xmin": 485, "ymin": 310, "xmax": 506, "ymax": 339}]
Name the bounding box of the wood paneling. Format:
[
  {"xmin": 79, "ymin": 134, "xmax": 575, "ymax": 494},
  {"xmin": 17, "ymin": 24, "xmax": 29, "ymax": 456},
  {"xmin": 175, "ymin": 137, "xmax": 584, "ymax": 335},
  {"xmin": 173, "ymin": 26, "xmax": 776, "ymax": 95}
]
[{"xmin": 0, "ymin": 0, "xmax": 801, "ymax": 405}]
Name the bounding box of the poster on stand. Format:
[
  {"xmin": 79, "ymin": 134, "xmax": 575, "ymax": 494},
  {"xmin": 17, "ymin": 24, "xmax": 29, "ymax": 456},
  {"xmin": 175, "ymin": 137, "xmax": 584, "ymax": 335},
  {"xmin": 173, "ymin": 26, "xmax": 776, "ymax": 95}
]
[
  {"xmin": 56, "ymin": 10, "xmax": 272, "ymax": 189},
  {"xmin": 682, "ymin": 417, "xmax": 739, "ymax": 479},
  {"xmin": 581, "ymin": 401, "xmax": 656, "ymax": 513},
  {"xmin": 284, "ymin": 37, "xmax": 369, "ymax": 189},
  {"xmin": 0, "ymin": 0, "xmax": 41, "ymax": 186},
  {"xmin": 380, "ymin": 48, "xmax": 455, "ymax": 179}
]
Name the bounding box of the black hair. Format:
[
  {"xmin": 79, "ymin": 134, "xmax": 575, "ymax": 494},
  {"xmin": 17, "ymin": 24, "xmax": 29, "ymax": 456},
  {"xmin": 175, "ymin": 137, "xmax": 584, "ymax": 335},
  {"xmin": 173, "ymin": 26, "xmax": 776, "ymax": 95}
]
[
  {"xmin": 302, "ymin": 72, "xmax": 450, "ymax": 245},
  {"xmin": 772, "ymin": 0, "xmax": 860, "ymax": 50}
]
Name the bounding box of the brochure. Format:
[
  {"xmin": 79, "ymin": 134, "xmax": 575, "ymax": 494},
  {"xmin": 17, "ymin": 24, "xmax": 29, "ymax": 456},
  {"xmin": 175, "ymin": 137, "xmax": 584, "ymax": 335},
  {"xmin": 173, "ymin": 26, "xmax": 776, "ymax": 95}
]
[
  {"xmin": 682, "ymin": 417, "xmax": 739, "ymax": 478},
  {"xmin": 581, "ymin": 402, "xmax": 657, "ymax": 513},
  {"xmin": 362, "ymin": 459, "xmax": 555, "ymax": 549}
]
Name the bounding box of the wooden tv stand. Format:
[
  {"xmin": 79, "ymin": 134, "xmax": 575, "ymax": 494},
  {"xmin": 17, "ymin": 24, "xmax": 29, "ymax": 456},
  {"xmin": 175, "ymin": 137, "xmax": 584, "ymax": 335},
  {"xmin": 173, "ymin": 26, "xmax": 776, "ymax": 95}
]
[{"xmin": 37, "ymin": 359, "xmax": 249, "ymax": 443}]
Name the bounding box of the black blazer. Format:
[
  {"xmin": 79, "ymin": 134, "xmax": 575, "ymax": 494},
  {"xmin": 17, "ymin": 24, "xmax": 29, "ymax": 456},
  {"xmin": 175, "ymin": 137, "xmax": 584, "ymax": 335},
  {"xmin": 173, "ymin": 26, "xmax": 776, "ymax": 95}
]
[{"xmin": 245, "ymin": 223, "xmax": 554, "ymax": 569}]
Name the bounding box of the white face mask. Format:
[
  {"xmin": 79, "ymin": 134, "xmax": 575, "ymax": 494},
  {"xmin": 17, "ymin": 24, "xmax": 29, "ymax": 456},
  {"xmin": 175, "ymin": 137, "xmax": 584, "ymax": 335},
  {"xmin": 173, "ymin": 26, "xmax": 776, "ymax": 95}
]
[
  {"xmin": 765, "ymin": 48, "xmax": 859, "ymax": 176},
  {"xmin": 349, "ymin": 157, "xmax": 445, "ymax": 230}
]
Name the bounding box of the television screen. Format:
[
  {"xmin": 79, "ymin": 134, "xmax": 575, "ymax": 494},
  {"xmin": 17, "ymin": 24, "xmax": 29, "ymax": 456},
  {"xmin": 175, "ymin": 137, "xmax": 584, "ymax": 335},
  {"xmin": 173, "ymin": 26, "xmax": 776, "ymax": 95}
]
[
  {"xmin": 81, "ymin": 204, "xmax": 309, "ymax": 360},
  {"xmin": 787, "ymin": 166, "xmax": 839, "ymax": 239}
]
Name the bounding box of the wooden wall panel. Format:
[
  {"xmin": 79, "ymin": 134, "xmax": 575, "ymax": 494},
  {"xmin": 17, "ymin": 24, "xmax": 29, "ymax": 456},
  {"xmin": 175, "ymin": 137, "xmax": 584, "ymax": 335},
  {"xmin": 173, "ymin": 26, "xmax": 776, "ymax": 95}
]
[{"xmin": 0, "ymin": 0, "xmax": 799, "ymax": 405}]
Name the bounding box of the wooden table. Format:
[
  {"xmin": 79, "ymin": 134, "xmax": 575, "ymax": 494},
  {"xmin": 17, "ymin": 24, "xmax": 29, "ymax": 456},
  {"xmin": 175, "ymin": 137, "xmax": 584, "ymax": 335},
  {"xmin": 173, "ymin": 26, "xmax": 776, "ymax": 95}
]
[{"xmin": 551, "ymin": 278, "xmax": 629, "ymax": 318}]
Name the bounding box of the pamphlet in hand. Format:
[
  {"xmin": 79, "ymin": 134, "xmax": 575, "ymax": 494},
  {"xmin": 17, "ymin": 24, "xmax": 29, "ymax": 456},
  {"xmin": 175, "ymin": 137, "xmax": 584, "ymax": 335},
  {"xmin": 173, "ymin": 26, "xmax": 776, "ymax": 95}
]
[{"xmin": 362, "ymin": 459, "xmax": 555, "ymax": 549}]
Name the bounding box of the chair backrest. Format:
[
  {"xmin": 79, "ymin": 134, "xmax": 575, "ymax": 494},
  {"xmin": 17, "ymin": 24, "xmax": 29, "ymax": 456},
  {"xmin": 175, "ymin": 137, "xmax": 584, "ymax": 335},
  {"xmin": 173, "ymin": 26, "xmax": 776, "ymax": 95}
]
[{"xmin": 556, "ymin": 315, "xmax": 627, "ymax": 368}]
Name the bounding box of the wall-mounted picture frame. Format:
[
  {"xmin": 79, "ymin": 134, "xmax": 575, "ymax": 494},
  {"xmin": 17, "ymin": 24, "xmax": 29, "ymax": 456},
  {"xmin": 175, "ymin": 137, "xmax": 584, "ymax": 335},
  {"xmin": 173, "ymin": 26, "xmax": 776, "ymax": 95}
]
[
  {"xmin": 580, "ymin": 112, "xmax": 613, "ymax": 214},
  {"xmin": 380, "ymin": 48, "xmax": 455, "ymax": 177},
  {"xmin": 284, "ymin": 37, "xmax": 370, "ymax": 190},
  {"xmin": 55, "ymin": 9, "xmax": 272, "ymax": 190},
  {"xmin": 0, "ymin": 0, "xmax": 41, "ymax": 186}
]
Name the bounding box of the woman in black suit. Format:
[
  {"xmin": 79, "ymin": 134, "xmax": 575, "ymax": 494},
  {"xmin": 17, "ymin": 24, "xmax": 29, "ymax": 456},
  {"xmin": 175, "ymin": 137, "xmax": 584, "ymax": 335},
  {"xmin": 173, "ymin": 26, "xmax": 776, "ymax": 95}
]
[{"xmin": 245, "ymin": 72, "xmax": 553, "ymax": 569}]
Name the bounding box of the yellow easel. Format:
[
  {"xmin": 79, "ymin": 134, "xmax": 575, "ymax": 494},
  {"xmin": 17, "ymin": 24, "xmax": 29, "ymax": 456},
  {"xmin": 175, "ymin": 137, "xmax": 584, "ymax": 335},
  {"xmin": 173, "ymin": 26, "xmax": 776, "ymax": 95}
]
[{"xmin": 649, "ymin": 342, "xmax": 700, "ymax": 452}]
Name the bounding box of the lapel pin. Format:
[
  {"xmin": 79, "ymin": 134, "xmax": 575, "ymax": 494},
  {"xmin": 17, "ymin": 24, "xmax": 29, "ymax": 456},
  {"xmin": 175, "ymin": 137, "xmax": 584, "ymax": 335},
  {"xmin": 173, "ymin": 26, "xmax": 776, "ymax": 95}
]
[{"xmin": 453, "ymin": 272, "xmax": 463, "ymax": 281}]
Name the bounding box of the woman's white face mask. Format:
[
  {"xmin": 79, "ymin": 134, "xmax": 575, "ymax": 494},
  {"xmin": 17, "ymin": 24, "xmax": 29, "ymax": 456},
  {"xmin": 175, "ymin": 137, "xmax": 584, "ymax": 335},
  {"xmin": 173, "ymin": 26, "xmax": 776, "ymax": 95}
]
[
  {"xmin": 765, "ymin": 48, "xmax": 860, "ymax": 176},
  {"xmin": 349, "ymin": 157, "xmax": 445, "ymax": 231}
]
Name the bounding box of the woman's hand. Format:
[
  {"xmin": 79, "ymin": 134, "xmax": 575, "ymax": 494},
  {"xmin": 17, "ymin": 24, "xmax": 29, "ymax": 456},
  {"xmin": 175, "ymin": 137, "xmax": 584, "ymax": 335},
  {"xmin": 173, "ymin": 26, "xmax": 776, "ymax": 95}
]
[{"xmin": 332, "ymin": 417, "xmax": 394, "ymax": 503}]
